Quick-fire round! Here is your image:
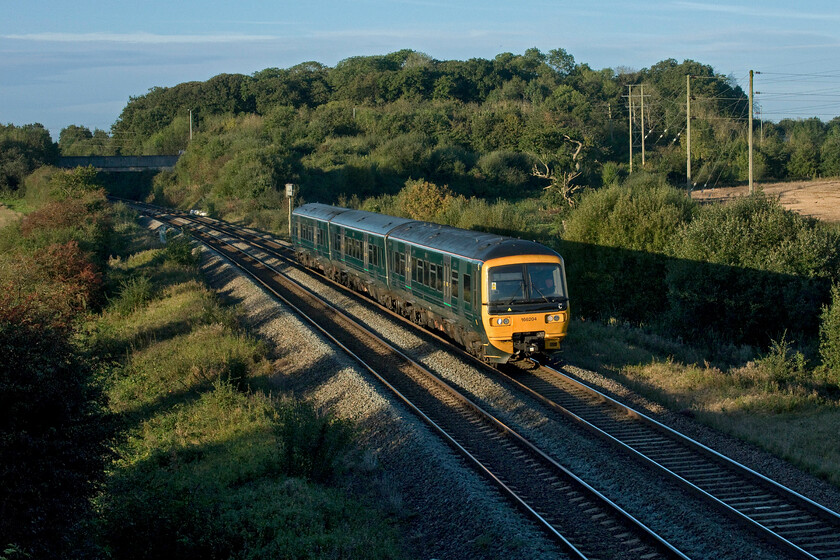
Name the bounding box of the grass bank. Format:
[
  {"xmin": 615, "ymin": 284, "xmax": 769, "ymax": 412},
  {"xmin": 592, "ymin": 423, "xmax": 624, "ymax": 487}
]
[
  {"xmin": 563, "ymin": 318, "xmax": 840, "ymax": 487},
  {"xmin": 87, "ymin": 218, "xmax": 402, "ymax": 559}
]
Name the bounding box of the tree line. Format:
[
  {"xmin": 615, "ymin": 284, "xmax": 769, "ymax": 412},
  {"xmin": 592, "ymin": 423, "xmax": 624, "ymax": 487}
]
[{"xmin": 4, "ymin": 49, "xmax": 840, "ymax": 200}]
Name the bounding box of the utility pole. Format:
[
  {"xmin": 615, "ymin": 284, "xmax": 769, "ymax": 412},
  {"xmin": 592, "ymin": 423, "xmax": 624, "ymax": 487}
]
[
  {"xmin": 628, "ymin": 85, "xmax": 634, "ymax": 173},
  {"xmin": 189, "ymin": 109, "xmax": 193, "ymax": 141},
  {"xmin": 749, "ymin": 69, "xmax": 754, "ymax": 194},
  {"xmin": 686, "ymin": 75, "xmax": 691, "ymax": 190},
  {"xmin": 640, "ymin": 84, "xmax": 646, "ymax": 167}
]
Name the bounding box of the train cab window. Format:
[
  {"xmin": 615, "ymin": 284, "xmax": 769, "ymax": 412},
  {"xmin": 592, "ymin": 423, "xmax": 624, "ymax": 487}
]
[
  {"xmin": 489, "ymin": 265, "xmax": 525, "ymax": 303},
  {"xmin": 488, "ymin": 263, "xmax": 566, "ymax": 312},
  {"xmin": 527, "ymin": 263, "xmax": 566, "ymax": 300}
]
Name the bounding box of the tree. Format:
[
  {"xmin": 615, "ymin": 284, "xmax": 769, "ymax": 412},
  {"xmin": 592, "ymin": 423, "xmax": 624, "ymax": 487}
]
[
  {"xmin": 0, "ymin": 124, "xmax": 57, "ymax": 191},
  {"xmin": 547, "ymin": 48, "xmax": 576, "ymax": 77},
  {"xmin": 396, "ymin": 178, "xmax": 459, "ymax": 221}
]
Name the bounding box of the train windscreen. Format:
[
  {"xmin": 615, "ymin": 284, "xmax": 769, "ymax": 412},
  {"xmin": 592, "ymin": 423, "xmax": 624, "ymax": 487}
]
[{"xmin": 488, "ymin": 263, "xmax": 567, "ymax": 312}]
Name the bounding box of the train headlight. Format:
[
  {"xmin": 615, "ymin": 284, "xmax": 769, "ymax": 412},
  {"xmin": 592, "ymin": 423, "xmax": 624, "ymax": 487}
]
[
  {"xmin": 545, "ymin": 314, "xmax": 565, "ymax": 323},
  {"xmin": 493, "ymin": 317, "xmax": 511, "ymax": 326}
]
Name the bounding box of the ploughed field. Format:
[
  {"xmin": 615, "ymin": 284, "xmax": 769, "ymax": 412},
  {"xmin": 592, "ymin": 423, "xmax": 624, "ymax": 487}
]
[{"xmin": 691, "ymin": 178, "xmax": 840, "ymax": 221}]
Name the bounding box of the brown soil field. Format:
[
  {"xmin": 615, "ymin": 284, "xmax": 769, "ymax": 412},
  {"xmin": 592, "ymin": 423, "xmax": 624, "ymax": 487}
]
[{"xmin": 691, "ymin": 179, "xmax": 840, "ymax": 222}]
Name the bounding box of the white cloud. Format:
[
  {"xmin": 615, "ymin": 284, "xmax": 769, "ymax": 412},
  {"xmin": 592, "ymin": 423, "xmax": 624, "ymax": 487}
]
[
  {"xmin": 675, "ymin": 1, "xmax": 840, "ymax": 21},
  {"xmin": 1, "ymin": 32, "xmax": 277, "ymax": 44}
]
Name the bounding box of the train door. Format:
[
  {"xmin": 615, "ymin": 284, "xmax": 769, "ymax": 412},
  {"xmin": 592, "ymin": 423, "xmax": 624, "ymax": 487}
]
[
  {"xmin": 449, "ymin": 258, "xmax": 459, "ymax": 311},
  {"xmin": 463, "ymin": 264, "xmax": 475, "ymax": 318},
  {"xmin": 363, "ymin": 233, "xmax": 368, "ymax": 271},
  {"xmin": 443, "ymin": 256, "xmax": 452, "ymax": 309}
]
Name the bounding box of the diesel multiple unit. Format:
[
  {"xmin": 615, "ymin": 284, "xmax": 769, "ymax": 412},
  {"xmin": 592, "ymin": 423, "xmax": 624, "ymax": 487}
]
[{"xmin": 291, "ymin": 203, "xmax": 569, "ymax": 363}]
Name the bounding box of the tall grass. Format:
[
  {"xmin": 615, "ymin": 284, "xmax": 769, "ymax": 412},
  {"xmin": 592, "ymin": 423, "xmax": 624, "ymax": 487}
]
[{"xmin": 93, "ymin": 222, "xmax": 402, "ymax": 559}]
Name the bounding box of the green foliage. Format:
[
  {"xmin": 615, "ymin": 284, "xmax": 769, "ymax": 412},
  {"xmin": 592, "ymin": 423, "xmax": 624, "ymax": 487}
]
[
  {"xmin": 164, "ymin": 230, "xmax": 198, "ymax": 266},
  {"xmin": 59, "ymin": 125, "xmax": 116, "ymax": 156},
  {"xmin": 754, "ymin": 333, "xmax": 809, "ymax": 390},
  {"xmin": 395, "ymin": 178, "xmax": 459, "ymax": 221},
  {"xmin": 275, "ymin": 399, "xmax": 356, "ymax": 482},
  {"xmin": 140, "ymin": 116, "xmax": 189, "ymax": 155},
  {"xmin": 0, "ymin": 123, "xmax": 57, "ymax": 192},
  {"xmin": 474, "ymin": 150, "xmax": 532, "ymax": 191},
  {"xmin": 819, "ymin": 285, "xmax": 840, "ymax": 383},
  {"xmin": 48, "ymin": 165, "xmax": 103, "ymax": 200},
  {"xmin": 666, "ymin": 193, "xmax": 840, "ymax": 346},
  {"xmin": 94, "ymin": 232, "xmax": 399, "ymax": 559},
  {"xmin": 111, "ymin": 275, "xmax": 153, "ymax": 315},
  {"xmin": 0, "ymin": 311, "xmax": 110, "ymax": 558},
  {"xmin": 0, "ymin": 195, "xmax": 114, "ymax": 559},
  {"xmin": 668, "ymin": 193, "xmax": 840, "ymax": 278}
]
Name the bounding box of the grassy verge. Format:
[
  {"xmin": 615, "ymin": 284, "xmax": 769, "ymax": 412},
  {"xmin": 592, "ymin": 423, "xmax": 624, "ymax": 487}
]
[
  {"xmin": 563, "ymin": 318, "xmax": 840, "ymax": 487},
  {"xmin": 88, "ymin": 224, "xmax": 402, "ymax": 559}
]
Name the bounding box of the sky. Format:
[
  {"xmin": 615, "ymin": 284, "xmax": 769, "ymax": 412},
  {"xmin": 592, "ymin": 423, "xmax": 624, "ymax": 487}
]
[{"xmin": 3, "ymin": 0, "xmax": 840, "ymax": 140}]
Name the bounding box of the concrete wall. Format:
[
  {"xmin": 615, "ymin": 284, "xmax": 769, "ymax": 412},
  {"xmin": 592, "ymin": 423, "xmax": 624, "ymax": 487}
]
[{"xmin": 58, "ymin": 155, "xmax": 180, "ymax": 171}]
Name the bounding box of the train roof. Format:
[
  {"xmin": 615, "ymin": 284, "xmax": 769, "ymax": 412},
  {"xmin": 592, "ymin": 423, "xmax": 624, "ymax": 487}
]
[
  {"xmin": 389, "ymin": 221, "xmax": 559, "ymax": 262},
  {"xmin": 293, "ymin": 203, "xmax": 352, "ymax": 222},
  {"xmin": 331, "ymin": 208, "xmax": 416, "ymax": 235},
  {"xmin": 293, "ymin": 203, "xmax": 560, "ymax": 262}
]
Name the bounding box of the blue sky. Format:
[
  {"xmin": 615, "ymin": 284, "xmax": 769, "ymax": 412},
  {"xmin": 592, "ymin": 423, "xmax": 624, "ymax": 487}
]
[{"xmin": 3, "ymin": 0, "xmax": 840, "ymax": 140}]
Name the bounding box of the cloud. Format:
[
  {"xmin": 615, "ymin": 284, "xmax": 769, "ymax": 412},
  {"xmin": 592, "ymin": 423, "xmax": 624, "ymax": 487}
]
[
  {"xmin": 1, "ymin": 32, "xmax": 277, "ymax": 44},
  {"xmin": 674, "ymin": 1, "xmax": 840, "ymax": 21}
]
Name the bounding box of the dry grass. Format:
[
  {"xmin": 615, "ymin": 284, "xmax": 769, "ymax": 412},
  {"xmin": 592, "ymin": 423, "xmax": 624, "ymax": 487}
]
[
  {"xmin": 0, "ymin": 203, "xmax": 21, "ymax": 229},
  {"xmin": 691, "ymin": 178, "xmax": 840, "ymax": 222},
  {"xmin": 563, "ymin": 319, "xmax": 840, "ymax": 487}
]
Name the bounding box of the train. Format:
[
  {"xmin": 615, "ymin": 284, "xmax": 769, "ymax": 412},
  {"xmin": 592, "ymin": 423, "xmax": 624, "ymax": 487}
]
[{"xmin": 291, "ymin": 203, "xmax": 569, "ymax": 364}]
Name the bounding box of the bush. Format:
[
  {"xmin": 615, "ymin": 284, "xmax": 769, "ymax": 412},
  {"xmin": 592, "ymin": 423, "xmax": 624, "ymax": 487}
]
[
  {"xmin": 164, "ymin": 230, "xmax": 198, "ymax": 267},
  {"xmin": 820, "ymin": 284, "xmax": 840, "ymax": 383},
  {"xmin": 559, "ymin": 174, "xmax": 697, "ymax": 323},
  {"xmin": 0, "ymin": 297, "xmax": 109, "ymax": 558},
  {"xmin": 666, "ymin": 193, "xmax": 840, "ymax": 347},
  {"xmin": 275, "ymin": 399, "xmax": 356, "ymax": 483},
  {"xmin": 563, "ymin": 173, "xmax": 697, "ymax": 254},
  {"xmin": 395, "ymin": 178, "xmax": 459, "ymax": 221}
]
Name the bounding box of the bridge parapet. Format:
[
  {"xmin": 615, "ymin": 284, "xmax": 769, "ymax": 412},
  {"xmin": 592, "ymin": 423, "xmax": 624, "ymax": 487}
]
[{"xmin": 58, "ymin": 155, "xmax": 180, "ymax": 171}]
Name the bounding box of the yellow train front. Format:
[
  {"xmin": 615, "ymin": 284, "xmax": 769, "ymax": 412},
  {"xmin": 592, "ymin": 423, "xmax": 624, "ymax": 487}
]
[{"xmin": 479, "ymin": 252, "xmax": 569, "ymax": 362}]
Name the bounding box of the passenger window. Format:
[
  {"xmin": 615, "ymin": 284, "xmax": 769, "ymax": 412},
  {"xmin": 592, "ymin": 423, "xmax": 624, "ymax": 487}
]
[
  {"xmin": 464, "ymin": 274, "xmax": 472, "ymax": 306},
  {"xmin": 451, "ymin": 271, "xmax": 459, "ymax": 301}
]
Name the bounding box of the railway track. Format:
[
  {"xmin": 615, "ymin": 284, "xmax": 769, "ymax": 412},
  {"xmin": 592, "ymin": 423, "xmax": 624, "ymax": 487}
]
[
  {"xmin": 497, "ymin": 362, "xmax": 840, "ymax": 560},
  {"xmin": 120, "ymin": 199, "xmax": 840, "ymax": 558},
  {"xmin": 130, "ymin": 201, "xmax": 688, "ymax": 559}
]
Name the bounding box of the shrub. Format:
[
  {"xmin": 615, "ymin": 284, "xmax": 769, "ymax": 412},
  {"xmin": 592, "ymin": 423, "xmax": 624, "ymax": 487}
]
[
  {"xmin": 275, "ymin": 399, "xmax": 356, "ymax": 483},
  {"xmin": 666, "ymin": 193, "xmax": 840, "ymax": 347},
  {"xmin": 563, "ymin": 173, "xmax": 697, "ymax": 254},
  {"xmin": 474, "ymin": 150, "xmax": 532, "ymax": 190},
  {"xmin": 395, "ymin": 178, "xmax": 459, "ymax": 221},
  {"xmin": 754, "ymin": 333, "xmax": 808, "ymax": 390},
  {"xmin": 820, "ymin": 284, "xmax": 840, "ymax": 383},
  {"xmin": 0, "ymin": 297, "xmax": 109, "ymax": 558},
  {"xmin": 559, "ymin": 174, "xmax": 697, "ymax": 323},
  {"xmin": 164, "ymin": 230, "xmax": 198, "ymax": 267},
  {"xmin": 111, "ymin": 275, "xmax": 153, "ymax": 315}
]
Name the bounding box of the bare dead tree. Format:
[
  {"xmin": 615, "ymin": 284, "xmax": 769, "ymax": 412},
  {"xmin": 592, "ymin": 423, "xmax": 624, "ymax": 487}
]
[{"xmin": 532, "ymin": 135, "xmax": 585, "ymax": 207}]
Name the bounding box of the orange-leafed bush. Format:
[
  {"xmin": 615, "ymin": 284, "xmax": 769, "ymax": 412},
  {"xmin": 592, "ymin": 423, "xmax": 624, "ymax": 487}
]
[{"xmin": 34, "ymin": 240, "xmax": 103, "ymax": 312}]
